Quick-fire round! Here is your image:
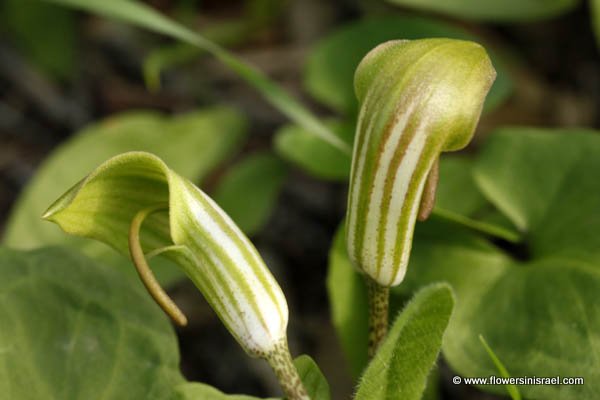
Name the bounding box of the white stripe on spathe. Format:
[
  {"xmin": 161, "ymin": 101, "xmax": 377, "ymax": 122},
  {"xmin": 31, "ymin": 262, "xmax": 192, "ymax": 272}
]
[
  {"xmin": 178, "ymin": 195, "xmax": 248, "ymax": 344},
  {"xmin": 378, "ymin": 125, "xmax": 429, "ymax": 286},
  {"xmin": 181, "ymin": 183, "xmax": 288, "ymax": 354},
  {"xmin": 346, "ymin": 103, "xmax": 371, "ymax": 258},
  {"xmin": 347, "ymin": 75, "xmax": 411, "ymax": 261},
  {"xmin": 42, "ymin": 150, "xmax": 311, "ymax": 398},
  {"xmin": 201, "ymin": 184, "xmax": 286, "ymax": 304},
  {"xmin": 360, "ymin": 102, "xmax": 416, "ymax": 272},
  {"xmin": 345, "ymin": 39, "xmax": 496, "ymax": 290},
  {"xmin": 195, "ymin": 184, "xmax": 289, "ymax": 328}
]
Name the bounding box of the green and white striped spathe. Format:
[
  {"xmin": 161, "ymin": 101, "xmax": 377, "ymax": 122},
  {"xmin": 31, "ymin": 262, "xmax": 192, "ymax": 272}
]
[
  {"xmin": 43, "ymin": 152, "xmax": 288, "ymax": 356},
  {"xmin": 346, "ymin": 39, "xmax": 496, "ymax": 287}
]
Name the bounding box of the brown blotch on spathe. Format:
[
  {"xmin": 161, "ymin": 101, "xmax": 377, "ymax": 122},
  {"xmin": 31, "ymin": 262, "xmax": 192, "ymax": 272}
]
[{"xmin": 417, "ymin": 157, "xmax": 439, "ymax": 221}]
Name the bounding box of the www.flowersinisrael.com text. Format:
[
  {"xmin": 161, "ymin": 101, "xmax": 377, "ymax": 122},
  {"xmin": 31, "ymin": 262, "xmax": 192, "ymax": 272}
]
[{"xmin": 452, "ymin": 375, "xmax": 584, "ymax": 386}]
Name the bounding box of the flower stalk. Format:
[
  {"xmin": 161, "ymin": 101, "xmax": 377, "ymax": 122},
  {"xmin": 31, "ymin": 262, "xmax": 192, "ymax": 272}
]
[
  {"xmin": 266, "ymin": 340, "xmax": 311, "ymax": 400},
  {"xmin": 365, "ymin": 277, "xmax": 390, "ymax": 358}
]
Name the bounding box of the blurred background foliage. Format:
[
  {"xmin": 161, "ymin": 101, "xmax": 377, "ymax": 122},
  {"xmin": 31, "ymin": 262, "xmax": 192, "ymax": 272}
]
[{"xmin": 0, "ymin": 0, "xmax": 599, "ymax": 399}]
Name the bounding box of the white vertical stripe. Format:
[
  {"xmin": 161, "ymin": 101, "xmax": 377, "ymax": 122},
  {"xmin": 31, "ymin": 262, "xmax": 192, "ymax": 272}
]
[
  {"xmin": 346, "ymin": 104, "xmax": 370, "ymax": 258},
  {"xmin": 192, "ymin": 184, "xmax": 288, "ymax": 324},
  {"xmin": 360, "ymin": 103, "xmax": 415, "ymax": 269},
  {"xmin": 376, "ymin": 125, "xmax": 429, "ymax": 285},
  {"xmin": 202, "ymin": 188, "xmax": 288, "ymax": 317},
  {"xmin": 183, "ymin": 187, "xmax": 286, "ymax": 353}
]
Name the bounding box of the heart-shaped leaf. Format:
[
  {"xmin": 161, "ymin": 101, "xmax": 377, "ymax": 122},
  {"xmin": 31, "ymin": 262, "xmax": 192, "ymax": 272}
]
[
  {"xmin": 401, "ymin": 128, "xmax": 600, "ymax": 399},
  {"xmin": 4, "ymin": 107, "xmax": 247, "ymax": 284},
  {"xmin": 473, "ymin": 128, "xmax": 600, "ymax": 262},
  {"xmin": 355, "ymin": 283, "xmax": 455, "ymax": 400},
  {"xmin": 0, "ymin": 246, "xmax": 184, "ymax": 399}
]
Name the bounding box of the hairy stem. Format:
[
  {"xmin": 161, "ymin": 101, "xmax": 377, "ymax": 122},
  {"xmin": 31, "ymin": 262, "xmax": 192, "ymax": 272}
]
[
  {"xmin": 266, "ymin": 339, "xmax": 310, "ymax": 400},
  {"xmin": 365, "ymin": 277, "xmax": 390, "ymax": 358}
]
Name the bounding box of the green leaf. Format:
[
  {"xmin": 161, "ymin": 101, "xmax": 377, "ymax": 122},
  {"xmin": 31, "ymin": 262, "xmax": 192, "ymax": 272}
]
[
  {"xmin": 1, "ymin": 0, "xmax": 75, "ymax": 79},
  {"xmin": 443, "ymin": 258, "xmax": 599, "ymax": 399},
  {"xmin": 435, "ymin": 157, "xmax": 486, "ymax": 216},
  {"xmin": 386, "ymin": 0, "xmax": 579, "ymax": 21},
  {"xmin": 4, "ymin": 107, "xmax": 247, "ymax": 285},
  {"xmin": 143, "ymin": 0, "xmax": 284, "ymax": 92},
  {"xmin": 174, "ymin": 382, "xmax": 275, "ymax": 400},
  {"xmin": 473, "ymin": 127, "xmax": 600, "ymax": 239},
  {"xmin": 355, "ymin": 283, "xmax": 455, "ymax": 400},
  {"xmin": 293, "ymin": 356, "xmax": 331, "ymax": 400},
  {"xmin": 274, "ymin": 120, "xmax": 353, "ymax": 181},
  {"xmin": 0, "ymin": 246, "xmax": 184, "ymax": 399},
  {"xmin": 433, "ymin": 156, "xmax": 520, "ymax": 242},
  {"xmin": 326, "ymin": 223, "xmax": 369, "ymax": 379},
  {"xmin": 327, "ymin": 128, "xmax": 600, "ymax": 398},
  {"xmin": 401, "ymin": 128, "xmax": 600, "ymax": 399},
  {"xmin": 305, "ymin": 16, "xmax": 512, "ymax": 115},
  {"xmin": 421, "ymin": 367, "xmax": 440, "ymax": 400},
  {"xmin": 44, "ymin": 0, "xmax": 350, "ymax": 155},
  {"xmin": 212, "ymin": 152, "xmax": 289, "ymax": 236},
  {"xmin": 479, "ymin": 335, "xmax": 521, "ymax": 400}
]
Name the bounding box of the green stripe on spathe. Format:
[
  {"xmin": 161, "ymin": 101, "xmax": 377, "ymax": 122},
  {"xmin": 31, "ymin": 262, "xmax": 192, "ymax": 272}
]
[
  {"xmin": 43, "ymin": 151, "xmax": 289, "ymax": 357},
  {"xmin": 346, "ymin": 39, "xmax": 496, "ymax": 287}
]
